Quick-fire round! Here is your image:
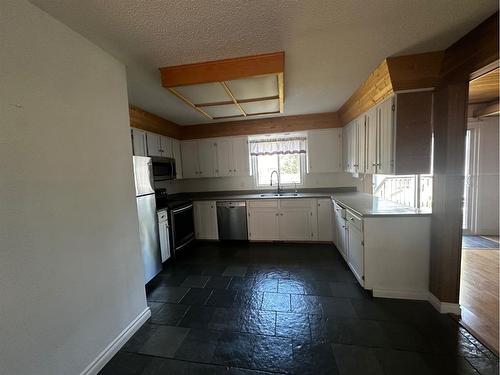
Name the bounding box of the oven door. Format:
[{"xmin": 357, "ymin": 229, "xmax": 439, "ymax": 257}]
[{"xmin": 170, "ymin": 203, "xmax": 195, "ymax": 253}]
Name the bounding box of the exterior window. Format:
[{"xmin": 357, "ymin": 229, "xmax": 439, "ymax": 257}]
[
  {"xmin": 373, "ymin": 174, "xmax": 433, "ymax": 209},
  {"xmin": 255, "ymin": 153, "xmax": 303, "ymax": 186},
  {"xmin": 250, "ymin": 134, "xmax": 306, "ymax": 187}
]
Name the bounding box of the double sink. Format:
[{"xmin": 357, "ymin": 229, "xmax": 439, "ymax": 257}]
[{"xmin": 259, "ymin": 192, "xmax": 301, "ymax": 198}]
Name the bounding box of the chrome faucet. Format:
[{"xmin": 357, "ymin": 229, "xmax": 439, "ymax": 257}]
[{"xmin": 270, "ymin": 170, "xmax": 281, "ymax": 194}]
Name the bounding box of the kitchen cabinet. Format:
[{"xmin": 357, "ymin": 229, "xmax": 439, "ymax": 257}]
[
  {"xmin": 346, "ymin": 211, "xmax": 364, "ymax": 285},
  {"xmin": 181, "ymin": 139, "xmax": 217, "ymax": 178},
  {"xmin": 172, "ymin": 138, "xmax": 183, "ymax": 179},
  {"xmin": 193, "ymin": 201, "xmax": 218, "ymax": 240},
  {"xmin": 157, "ymin": 210, "xmax": 171, "ymax": 262},
  {"xmin": 247, "ymin": 200, "xmax": 280, "ymax": 241},
  {"xmin": 131, "ymin": 128, "xmax": 147, "ymax": 156},
  {"xmin": 278, "ymin": 199, "xmax": 317, "ymax": 241},
  {"xmin": 307, "ymin": 128, "xmax": 342, "ymax": 173},
  {"xmin": 317, "ymin": 198, "xmax": 333, "ymax": 241},
  {"xmin": 214, "ymin": 137, "xmax": 249, "ymax": 177},
  {"xmin": 344, "ymin": 91, "xmax": 432, "ymax": 175},
  {"xmin": 146, "ymin": 133, "xmax": 173, "ymax": 158},
  {"xmin": 247, "ymin": 199, "xmax": 317, "ymax": 241},
  {"xmin": 332, "ymin": 201, "xmax": 348, "ymax": 261}
]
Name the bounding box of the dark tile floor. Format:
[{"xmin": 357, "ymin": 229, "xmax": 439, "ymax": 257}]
[{"xmin": 101, "ymin": 242, "xmax": 499, "ymax": 375}]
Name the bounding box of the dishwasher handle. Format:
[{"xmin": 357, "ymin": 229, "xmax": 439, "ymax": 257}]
[{"xmin": 216, "ymin": 201, "xmax": 246, "ymax": 208}]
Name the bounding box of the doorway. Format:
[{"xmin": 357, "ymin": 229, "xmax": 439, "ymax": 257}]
[{"xmin": 459, "ymin": 66, "xmax": 499, "ymax": 354}]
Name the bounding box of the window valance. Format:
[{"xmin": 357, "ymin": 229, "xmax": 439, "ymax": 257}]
[{"xmin": 249, "ymin": 136, "xmax": 307, "ymax": 156}]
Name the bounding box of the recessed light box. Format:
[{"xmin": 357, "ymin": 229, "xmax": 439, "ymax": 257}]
[
  {"xmin": 175, "ymin": 82, "xmax": 230, "ymax": 104},
  {"xmin": 203, "ymin": 105, "xmax": 243, "ymax": 118},
  {"xmin": 226, "ymin": 75, "xmax": 278, "ymax": 100},
  {"xmin": 241, "ymin": 99, "xmax": 280, "ymax": 115}
]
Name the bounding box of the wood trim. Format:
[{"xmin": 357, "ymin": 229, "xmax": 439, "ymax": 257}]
[
  {"xmin": 387, "ymin": 51, "xmax": 444, "ymax": 91},
  {"xmin": 196, "ymin": 95, "xmax": 280, "ymax": 107},
  {"xmin": 179, "ymin": 112, "xmax": 340, "ymax": 140},
  {"xmin": 159, "ymin": 52, "xmax": 284, "ymax": 87},
  {"xmin": 277, "ymin": 72, "xmax": 284, "ymax": 113},
  {"xmin": 338, "ymin": 60, "xmax": 393, "ymax": 125},
  {"xmin": 440, "ymin": 12, "xmax": 499, "ymax": 82},
  {"xmin": 472, "ymin": 100, "xmax": 500, "ymax": 117},
  {"xmin": 338, "ymin": 51, "xmax": 445, "ymax": 126},
  {"xmin": 129, "ymin": 105, "xmax": 182, "ymax": 139},
  {"xmin": 220, "ymin": 81, "xmax": 246, "ymax": 116},
  {"xmin": 168, "ymin": 88, "xmax": 213, "ymax": 119},
  {"xmin": 469, "ymin": 67, "xmax": 499, "ymax": 104}
]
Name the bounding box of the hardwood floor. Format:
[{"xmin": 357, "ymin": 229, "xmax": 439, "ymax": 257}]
[{"xmin": 460, "ymin": 248, "xmax": 499, "ymax": 354}]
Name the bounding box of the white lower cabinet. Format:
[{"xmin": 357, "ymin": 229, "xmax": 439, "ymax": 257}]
[
  {"xmin": 317, "ymin": 198, "xmax": 333, "ymax": 241},
  {"xmin": 157, "ymin": 210, "xmax": 171, "ymax": 263},
  {"xmin": 333, "ymin": 202, "xmax": 348, "ymax": 261},
  {"xmin": 247, "ymin": 199, "xmax": 317, "ymax": 241},
  {"xmin": 346, "ymin": 212, "xmax": 364, "ymax": 285},
  {"xmin": 193, "ymin": 201, "xmax": 218, "ymax": 240}
]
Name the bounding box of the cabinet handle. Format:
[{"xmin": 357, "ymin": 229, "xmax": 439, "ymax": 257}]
[
  {"xmin": 280, "ymin": 213, "xmax": 283, "ymax": 216},
  {"xmin": 275, "ymin": 213, "xmax": 279, "ymax": 216},
  {"xmin": 233, "ymin": 169, "xmax": 236, "ymax": 172}
]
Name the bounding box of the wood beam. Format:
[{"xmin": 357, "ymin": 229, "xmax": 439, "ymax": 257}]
[
  {"xmin": 159, "ymin": 52, "xmax": 284, "ymax": 87},
  {"xmin": 168, "ymin": 88, "xmax": 213, "ymax": 120},
  {"xmin": 195, "ymin": 95, "xmax": 279, "ymax": 108},
  {"xmin": 180, "ymin": 112, "xmax": 340, "ymax": 140},
  {"xmin": 129, "ymin": 105, "xmax": 182, "ymax": 139},
  {"xmin": 220, "ymin": 81, "xmax": 246, "ymax": 117}
]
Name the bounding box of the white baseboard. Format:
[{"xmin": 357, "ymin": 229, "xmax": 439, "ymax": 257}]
[
  {"xmin": 80, "ymin": 307, "xmax": 151, "ymax": 375},
  {"xmin": 428, "ymin": 292, "xmax": 461, "ymax": 315},
  {"xmin": 372, "ymin": 288, "xmax": 429, "ymax": 301}
]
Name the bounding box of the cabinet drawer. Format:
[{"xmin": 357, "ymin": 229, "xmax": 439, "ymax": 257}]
[
  {"xmin": 333, "ymin": 201, "xmax": 346, "ymax": 219},
  {"xmin": 247, "ymin": 199, "xmax": 278, "ymax": 208},
  {"xmin": 279, "ymin": 198, "xmax": 315, "ymax": 209},
  {"xmin": 346, "ymin": 210, "xmax": 362, "ymax": 232}
]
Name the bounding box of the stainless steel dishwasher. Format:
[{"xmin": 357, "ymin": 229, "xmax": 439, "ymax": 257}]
[{"xmin": 216, "ymin": 201, "xmax": 248, "ymax": 240}]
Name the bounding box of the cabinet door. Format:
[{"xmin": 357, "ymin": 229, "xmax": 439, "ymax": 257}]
[
  {"xmin": 350, "ymin": 121, "xmax": 359, "ymax": 173},
  {"xmin": 307, "ymin": 129, "xmax": 342, "ymax": 173},
  {"xmin": 193, "ymin": 201, "xmax": 218, "ymax": 239},
  {"xmin": 232, "ymin": 137, "xmax": 250, "ymax": 176},
  {"xmin": 347, "ymin": 223, "xmax": 364, "ymax": 285},
  {"xmin": 146, "ymin": 133, "xmax": 162, "ymax": 157},
  {"xmin": 279, "ymin": 208, "xmax": 314, "ymax": 241},
  {"xmin": 160, "ymin": 136, "xmax": 173, "ymax": 158},
  {"xmin": 357, "ymin": 117, "xmax": 366, "ymax": 174},
  {"xmin": 334, "ymin": 210, "xmax": 347, "ymax": 260},
  {"xmin": 172, "ymin": 139, "xmax": 182, "ymax": 179},
  {"xmin": 365, "ymin": 108, "xmax": 378, "ymax": 174},
  {"xmin": 198, "ymin": 139, "xmax": 217, "ymax": 178},
  {"xmin": 181, "ymin": 140, "xmax": 199, "ymax": 179},
  {"xmin": 215, "ymin": 138, "xmax": 232, "ymax": 177},
  {"xmin": 158, "ymin": 220, "xmax": 171, "ymax": 262},
  {"xmin": 131, "ymin": 128, "xmax": 147, "ymax": 156},
  {"xmin": 247, "ymin": 208, "xmax": 279, "ymax": 240},
  {"xmin": 377, "ymin": 97, "xmax": 394, "ymax": 175},
  {"xmin": 317, "ymin": 199, "xmax": 333, "ymax": 241}
]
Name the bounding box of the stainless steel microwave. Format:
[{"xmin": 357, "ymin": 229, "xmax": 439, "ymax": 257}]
[{"xmin": 151, "ymin": 156, "xmax": 176, "ymax": 181}]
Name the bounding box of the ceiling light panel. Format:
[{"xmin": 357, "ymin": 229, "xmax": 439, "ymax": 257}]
[
  {"xmin": 174, "ymin": 82, "xmax": 230, "ymax": 104},
  {"xmin": 226, "ymin": 75, "xmax": 278, "ymax": 100},
  {"xmin": 203, "ymin": 104, "xmax": 243, "ymax": 118},
  {"xmin": 241, "ymin": 99, "xmax": 280, "ymax": 114}
]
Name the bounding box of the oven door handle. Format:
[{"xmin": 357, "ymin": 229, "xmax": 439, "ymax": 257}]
[{"xmin": 171, "ymin": 204, "xmax": 193, "ymax": 214}]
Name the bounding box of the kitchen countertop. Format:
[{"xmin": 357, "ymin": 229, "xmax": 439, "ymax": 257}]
[
  {"xmin": 331, "ymin": 192, "xmax": 432, "ymax": 217},
  {"xmin": 166, "ymin": 188, "xmax": 431, "ymax": 217}
]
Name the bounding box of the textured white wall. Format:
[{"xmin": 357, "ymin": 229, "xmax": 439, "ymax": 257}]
[{"xmin": 0, "ymin": 1, "xmax": 148, "ymax": 374}]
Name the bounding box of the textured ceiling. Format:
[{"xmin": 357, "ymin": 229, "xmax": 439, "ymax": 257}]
[{"xmin": 30, "ymin": 0, "xmax": 498, "ymax": 125}]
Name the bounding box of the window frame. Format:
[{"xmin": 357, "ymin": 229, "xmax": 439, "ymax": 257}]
[{"xmin": 252, "ymin": 153, "xmax": 306, "ymax": 189}]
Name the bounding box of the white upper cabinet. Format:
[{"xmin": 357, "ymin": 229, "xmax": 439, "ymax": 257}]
[
  {"xmin": 172, "ymin": 138, "xmax": 182, "ymax": 179},
  {"xmin": 215, "ymin": 138, "xmax": 233, "ymax": 177},
  {"xmin": 181, "ymin": 140, "xmax": 200, "ymax": 178},
  {"xmin": 231, "ymin": 137, "xmax": 250, "ymax": 177},
  {"xmin": 146, "ymin": 132, "xmax": 174, "ymax": 158},
  {"xmin": 377, "ymin": 96, "xmax": 395, "ymax": 175},
  {"xmin": 307, "ymin": 128, "xmax": 342, "ymax": 173},
  {"xmin": 344, "ymin": 92, "xmax": 432, "ymax": 175},
  {"xmin": 198, "ymin": 139, "xmax": 217, "ymax": 178},
  {"xmin": 131, "ymin": 128, "xmax": 147, "ymax": 156},
  {"xmin": 365, "ymin": 107, "xmax": 378, "ymax": 175}
]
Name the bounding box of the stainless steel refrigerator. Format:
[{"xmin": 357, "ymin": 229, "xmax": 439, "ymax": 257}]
[{"xmin": 133, "ymin": 156, "xmax": 162, "ymax": 284}]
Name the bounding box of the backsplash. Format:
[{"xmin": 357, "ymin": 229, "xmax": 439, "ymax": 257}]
[{"xmin": 156, "ymin": 172, "xmax": 373, "ymax": 195}]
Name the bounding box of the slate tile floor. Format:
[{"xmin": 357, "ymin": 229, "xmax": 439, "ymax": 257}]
[{"xmin": 101, "ymin": 242, "xmax": 499, "ymax": 375}]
